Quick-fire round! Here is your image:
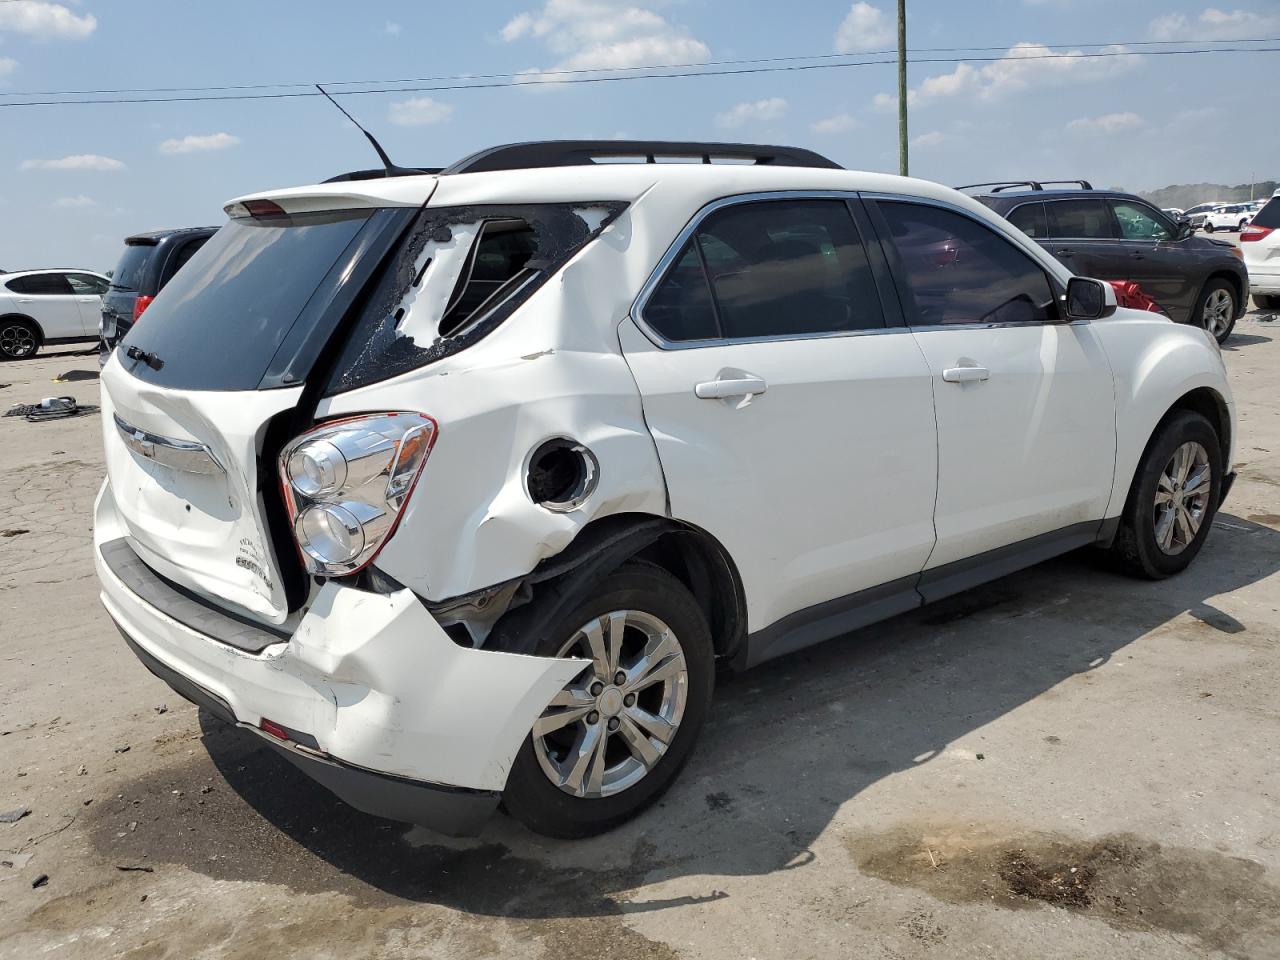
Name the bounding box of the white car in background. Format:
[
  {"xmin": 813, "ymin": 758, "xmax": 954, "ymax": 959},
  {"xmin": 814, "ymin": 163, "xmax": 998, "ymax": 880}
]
[
  {"xmin": 1202, "ymin": 204, "xmax": 1253, "ymax": 233},
  {"xmin": 0, "ymin": 268, "xmax": 110, "ymax": 359},
  {"xmin": 1243, "ymin": 197, "xmax": 1280, "ymax": 310},
  {"xmin": 95, "ymin": 140, "xmax": 1236, "ymax": 838}
]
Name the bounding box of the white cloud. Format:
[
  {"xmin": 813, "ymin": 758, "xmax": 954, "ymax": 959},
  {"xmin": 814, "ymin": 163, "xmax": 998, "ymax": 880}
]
[
  {"xmin": 0, "ymin": 1, "xmax": 96, "ymax": 38},
  {"xmin": 21, "ymin": 154, "xmax": 125, "ymax": 171},
  {"xmin": 158, "ymin": 132, "xmax": 240, "ymax": 155},
  {"xmin": 878, "ymin": 42, "xmax": 1139, "ymax": 108},
  {"xmin": 388, "ymin": 96, "xmax": 454, "ymax": 126},
  {"xmin": 383, "ymin": 20, "xmax": 402, "ymax": 35},
  {"xmin": 716, "ymin": 97, "xmax": 787, "ymax": 129},
  {"xmin": 1067, "ymin": 111, "xmax": 1145, "ymax": 134},
  {"xmin": 1150, "ymin": 7, "xmax": 1280, "ymax": 41},
  {"xmin": 911, "ymin": 131, "xmax": 946, "ymax": 149},
  {"xmin": 835, "ymin": 3, "xmax": 894, "ymax": 53},
  {"xmin": 501, "ymin": 0, "xmax": 710, "ymax": 75},
  {"xmin": 811, "ymin": 112, "xmax": 859, "ymax": 134},
  {"xmin": 0, "ymin": 56, "xmax": 15, "ymax": 78},
  {"xmin": 52, "ymin": 195, "xmax": 95, "ymax": 208}
]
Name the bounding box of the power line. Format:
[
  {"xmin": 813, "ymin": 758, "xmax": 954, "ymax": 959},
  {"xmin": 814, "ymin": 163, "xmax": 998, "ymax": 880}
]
[
  {"xmin": 2, "ymin": 36, "xmax": 1277, "ymax": 100},
  {"xmin": 0, "ymin": 45, "xmax": 1275, "ymax": 108}
]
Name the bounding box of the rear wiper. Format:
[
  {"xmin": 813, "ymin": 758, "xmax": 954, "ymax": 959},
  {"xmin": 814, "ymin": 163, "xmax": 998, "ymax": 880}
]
[{"xmin": 125, "ymin": 345, "xmax": 163, "ymax": 370}]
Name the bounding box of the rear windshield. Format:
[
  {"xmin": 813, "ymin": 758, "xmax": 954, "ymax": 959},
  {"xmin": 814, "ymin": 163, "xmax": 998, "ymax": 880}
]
[
  {"xmin": 1254, "ymin": 198, "xmax": 1280, "ymax": 229},
  {"xmin": 110, "ymin": 242, "xmax": 157, "ymax": 292},
  {"xmin": 119, "ymin": 210, "xmax": 372, "ymax": 391}
]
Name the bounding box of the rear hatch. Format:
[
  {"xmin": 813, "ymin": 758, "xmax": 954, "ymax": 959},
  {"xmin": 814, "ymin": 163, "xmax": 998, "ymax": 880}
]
[
  {"xmin": 102, "ymin": 192, "xmax": 426, "ymax": 624},
  {"xmin": 101, "ymin": 239, "xmax": 154, "ymax": 346}
]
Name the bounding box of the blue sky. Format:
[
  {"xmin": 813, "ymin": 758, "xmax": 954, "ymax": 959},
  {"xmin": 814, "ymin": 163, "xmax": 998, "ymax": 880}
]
[{"xmin": 1, "ymin": 0, "xmax": 1277, "ymax": 271}]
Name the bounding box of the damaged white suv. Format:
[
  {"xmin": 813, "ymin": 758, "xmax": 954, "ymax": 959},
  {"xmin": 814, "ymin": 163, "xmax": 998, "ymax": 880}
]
[{"xmin": 96, "ymin": 140, "xmax": 1235, "ymax": 838}]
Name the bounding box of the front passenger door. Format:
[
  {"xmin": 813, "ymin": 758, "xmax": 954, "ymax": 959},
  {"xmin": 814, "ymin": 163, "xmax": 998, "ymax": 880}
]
[
  {"xmin": 870, "ymin": 199, "xmax": 1116, "ymax": 593},
  {"xmin": 1107, "ymin": 200, "xmax": 1195, "ymax": 310}
]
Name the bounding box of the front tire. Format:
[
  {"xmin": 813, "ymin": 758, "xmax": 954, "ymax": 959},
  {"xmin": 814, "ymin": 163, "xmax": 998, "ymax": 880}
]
[
  {"xmin": 1194, "ymin": 278, "xmax": 1237, "ymax": 343},
  {"xmin": 1204, "ymin": 222, "xmax": 1215, "ymax": 233},
  {"xmin": 503, "ymin": 563, "xmax": 714, "ymax": 838},
  {"xmin": 1110, "ymin": 411, "xmax": 1221, "ymax": 579},
  {"xmin": 0, "ymin": 318, "xmax": 40, "ymax": 360}
]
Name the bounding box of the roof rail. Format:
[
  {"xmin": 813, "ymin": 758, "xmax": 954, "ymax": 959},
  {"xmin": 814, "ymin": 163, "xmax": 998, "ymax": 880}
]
[
  {"xmin": 956, "ymin": 179, "xmax": 1094, "ymax": 194},
  {"xmin": 441, "ymin": 140, "xmax": 843, "ymax": 175},
  {"xmin": 322, "ymin": 167, "xmax": 442, "ymax": 183}
]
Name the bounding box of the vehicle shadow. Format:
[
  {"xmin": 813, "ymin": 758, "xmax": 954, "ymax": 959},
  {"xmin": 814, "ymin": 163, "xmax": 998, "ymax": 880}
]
[
  {"xmin": 182, "ymin": 513, "xmax": 1280, "ymax": 917},
  {"xmin": 1222, "ymin": 333, "xmax": 1272, "ymax": 350}
]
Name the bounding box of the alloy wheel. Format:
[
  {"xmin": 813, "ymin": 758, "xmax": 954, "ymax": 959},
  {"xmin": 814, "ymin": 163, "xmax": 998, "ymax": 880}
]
[
  {"xmin": 0, "ymin": 323, "xmax": 36, "ymax": 359},
  {"xmin": 1201, "ymin": 289, "xmax": 1234, "ymax": 340},
  {"xmin": 532, "ymin": 609, "xmax": 688, "ymax": 798},
  {"xmin": 1153, "ymin": 441, "xmax": 1212, "ymax": 555}
]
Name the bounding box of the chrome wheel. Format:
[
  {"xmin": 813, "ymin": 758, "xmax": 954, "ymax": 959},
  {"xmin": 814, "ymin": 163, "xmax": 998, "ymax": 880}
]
[
  {"xmin": 533, "ymin": 609, "xmax": 688, "ymax": 798},
  {"xmin": 0, "ymin": 323, "xmax": 36, "ymax": 359},
  {"xmin": 1201, "ymin": 288, "xmax": 1234, "ymax": 339},
  {"xmin": 1153, "ymin": 441, "xmax": 1212, "ymax": 555}
]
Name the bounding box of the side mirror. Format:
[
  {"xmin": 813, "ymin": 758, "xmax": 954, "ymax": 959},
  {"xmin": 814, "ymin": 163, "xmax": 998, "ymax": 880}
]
[
  {"xmin": 1176, "ymin": 221, "xmax": 1194, "ymax": 241},
  {"xmin": 1064, "ymin": 277, "xmax": 1117, "ymax": 321}
]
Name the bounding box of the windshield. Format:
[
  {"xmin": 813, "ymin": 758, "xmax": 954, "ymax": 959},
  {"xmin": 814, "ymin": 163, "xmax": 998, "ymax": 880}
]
[
  {"xmin": 119, "ymin": 210, "xmax": 372, "ymax": 391},
  {"xmin": 110, "ymin": 243, "xmax": 156, "ymax": 291}
]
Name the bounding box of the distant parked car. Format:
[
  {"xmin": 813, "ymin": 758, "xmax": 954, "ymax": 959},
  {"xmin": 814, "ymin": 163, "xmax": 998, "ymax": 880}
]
[
  {"xmin": 1202, "ymin": 204, "xmax": 1253, "ymax": 233},
  {"xmin": 0, "ymin": 268, "xmax": 109, "ymax": 360},
  {"xmin": 1162, "ymin": 207, "xmax": 1185, "ymax": 220},
  {"xmin": 967, "ymin": 181, "xmax": 1249, "ymax": 343},
  {"xmin": 100, "ymin": 226, "xmax": 217, "ymax": 362},
  {"xmin": 1185, "ymin": 203, "xmax": 1226, "ymax": 230},
  {"xmin": 1243, "ymin": 197, "xmax": 1280, "ymax": 311}
]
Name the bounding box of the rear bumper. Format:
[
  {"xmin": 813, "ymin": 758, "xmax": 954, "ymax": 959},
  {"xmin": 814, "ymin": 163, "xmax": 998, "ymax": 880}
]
[
  {"xmin": 1247, "ymin": 267, "xmax": 1280, "ymax": 297},
  {"xmin": 117, "ymin": 624, "xmax": 499, "ymax": 835},
  {"xmin": 94, "ymin": 478, "xmax": 584, "ymax": 834}
]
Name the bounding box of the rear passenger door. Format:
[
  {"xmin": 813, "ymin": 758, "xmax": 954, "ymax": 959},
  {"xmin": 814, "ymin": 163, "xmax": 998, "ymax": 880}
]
[
  {"xmin": 1044, "ymin": 198, "xmax": 1119, "ymax": 278},
  {"xmin": 867, "ymin": 198, "xmax": 1116, "ymax": 592},
  {"xmin": 619, "ymin": 196, "xmax": 938, "ymax": 641},
  {"xmin": 66, "ymin": 273, "xmax": 109, "ymax": 335}
]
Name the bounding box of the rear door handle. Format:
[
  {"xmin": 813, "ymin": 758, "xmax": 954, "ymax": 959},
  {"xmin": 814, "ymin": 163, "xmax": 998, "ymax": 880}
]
[
  {"xmin": 694, "ymin": 376, "xmax": 768, "ymax": 400},
  {"xmin": 1054, "ymin": 249, "xmax": 1074, "ymax": 258},
  {"xmin": 16, "ymin": 298, "xmax": 34, "ymax": 303},
  {"xmin": 942, "ymin": 366, "xmax": 990, "ymax": 384}
]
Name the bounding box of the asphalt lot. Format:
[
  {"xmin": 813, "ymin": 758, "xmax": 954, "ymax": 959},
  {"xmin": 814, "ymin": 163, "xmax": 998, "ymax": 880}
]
[{"xmin": 3, "ymin": 303, "xmax": 1280, "ymax": 959}]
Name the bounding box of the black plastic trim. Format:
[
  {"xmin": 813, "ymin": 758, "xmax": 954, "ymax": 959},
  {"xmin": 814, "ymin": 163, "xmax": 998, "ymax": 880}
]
[
  {"xmin": 100, "ymin": 538, "xmax": 289, "ymax": 653},
  {"xmin": 117, "ymin": 625, "xmax": 235, "ymax": 724},
  {"xmin": 1220, "ymin": 471, "xmax": 1236, "ymax": 507}
]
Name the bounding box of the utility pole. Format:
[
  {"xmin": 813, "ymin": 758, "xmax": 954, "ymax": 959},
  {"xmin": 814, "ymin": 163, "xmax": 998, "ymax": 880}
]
[{"xmin": 897, "ymin": 0, "xmax": 908, "ymax": 177}]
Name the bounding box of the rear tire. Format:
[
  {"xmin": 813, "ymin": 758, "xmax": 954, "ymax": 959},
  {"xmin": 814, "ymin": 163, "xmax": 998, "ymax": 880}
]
[
  {"xmin": 502, "ymin": 563, "xmax": 714, "ymax": 838},
  {"xmin": 0, "ymin": 317, "xmax": 40, "ymax": 360},
  {"xmin": 1110, "ymin": 411, "xmax": 1221, "ymax": 579},
  {"xmin": 1193, "ymin": 278, "xmax": 1237, "ymax": 343},
  {"xmin": 1204, "ymin": 222, "xmax": 1215, "ymax": 233}
]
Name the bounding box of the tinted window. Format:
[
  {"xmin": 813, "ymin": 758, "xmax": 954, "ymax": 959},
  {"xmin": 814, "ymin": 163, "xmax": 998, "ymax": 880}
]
[
  {"xmin": 110, "ymin": 242, "xmax": 157, "ymax": 291},
  {"xmin": 439, "ymin": 219, "xmax": 537, "ymax": 336},
  {"xmin": 644, "ymin": 243, "xmax": 719, "ymax": 341},
  {"xmin": 1253, "ymin": 198, "xmax": 1280, "ymax": 229},
  {"xmin": 6, "ymin": 273, "xmax": 74, "ymax": 295},
  {"xmin": 1111, "ymin": 201, "xmax": 1171, "ymax": 241},
  {"xmin": 66, "ymin": 273, "xmax": 109, "ymax": 295},
  {"xmin": 1007, "ymin": 202, "xmax": 1048, "ymax": 238},
  {"xmin": 1047, "ymin": 199, "xmax": 1115, "ymax": 239},
  {"xmin": 879, "ymin": 201, "xmax": 1055, "ymax": 326},
  {"xmin": 120, "ymin": 210, "xmax": 371, "ymax": 390}
]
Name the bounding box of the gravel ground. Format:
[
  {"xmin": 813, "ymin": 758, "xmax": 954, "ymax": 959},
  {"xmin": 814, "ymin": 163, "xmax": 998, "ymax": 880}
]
[{"xmin": 2, "ymin": 306, "xmax": 1280, "ymax": 960}]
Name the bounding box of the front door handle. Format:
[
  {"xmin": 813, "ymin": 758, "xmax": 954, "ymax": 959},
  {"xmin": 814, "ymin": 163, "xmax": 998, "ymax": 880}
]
[
  {"xmin": 1054, "ymin": 249, "xmax": 1074, "ymax": 257},
  {"xmin": 78, "ymin": 297, "xmax": 99, "ymax": 303},
  {"xmin": 694, "ymin": 376, "xmax": 768, "ymax": 400},
  {"xmin": 942, "ymin": 366, "xmax": 990, "ymax": 384}
]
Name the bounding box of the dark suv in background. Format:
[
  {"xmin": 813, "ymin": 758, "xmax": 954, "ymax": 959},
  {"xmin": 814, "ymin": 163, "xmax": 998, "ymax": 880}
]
[
  {"xmin": 967, "ymin": 181, "xmax": 1249, "ymax": 343},
  {"xmin": 100, "ymin": 226, "xmax": 216, "ymax": 362}
]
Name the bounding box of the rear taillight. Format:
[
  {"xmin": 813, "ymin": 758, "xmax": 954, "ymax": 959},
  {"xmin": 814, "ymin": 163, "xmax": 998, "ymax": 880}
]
[
  {"xmin": 224, "ymin": 199, "xmax": 287, "ymax": 219},
  {"xmin": 279, "ymin": 412, "xmax": 437, "ymax": 576},
  {"xmin": 132, "ymin": 295, "xmax": 154, "ymax": 322},
  {"xmin": 1241, "ymin": 225, "xmax": 1274, "ymax": 243}
]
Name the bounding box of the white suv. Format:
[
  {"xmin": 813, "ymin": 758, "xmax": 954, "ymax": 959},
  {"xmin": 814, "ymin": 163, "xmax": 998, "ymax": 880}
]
[
  {"xmin": 1, "ymin": 268, "xmax": 110, "ymax": 359},
  {"xmin": 94, "ymin": 141, "xmax": 1235, "ymax": 838},
  {"xmin": 1202, "ymin": 204, "xmax": 1253, "ymax": 233},
  {"xmin": 1243, "ymin": 197, "xmax": 1280, "ymax": 310}
]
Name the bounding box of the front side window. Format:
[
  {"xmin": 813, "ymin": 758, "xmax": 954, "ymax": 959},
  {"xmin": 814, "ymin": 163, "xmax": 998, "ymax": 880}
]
[
  {"xmin": 878, "ymin": 201, "xmax": 1056, "ymax": 327},
  {"xmin": 1047, "ymin": 199, "xmax": 1116, "ymax": 240},
  {"xmin": 6, "ymin": 273, "xmax": 75, "ymax": 296},
  {"xmin": 643, "ymin": 198, "xmax": 885, "ymax": 342},
  {"xmin": 1111, "ymin": 201, "xmax": 1172, "ymax": 241}
]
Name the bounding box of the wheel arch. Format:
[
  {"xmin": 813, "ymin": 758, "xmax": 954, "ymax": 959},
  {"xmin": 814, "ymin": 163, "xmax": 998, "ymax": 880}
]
[
  {"xmin": 0, "ymin": 312, "xmax": 44, "ymax": 340},
  {"xmin": 477, "ymin": 511, "xmax": 748, "ymax": 664}
]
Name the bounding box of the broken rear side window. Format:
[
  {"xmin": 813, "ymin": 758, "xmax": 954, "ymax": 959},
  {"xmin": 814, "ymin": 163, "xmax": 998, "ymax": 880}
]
[{"xmin": 325, "ymin": 202, "xmax": 625, "ymax": 394}]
